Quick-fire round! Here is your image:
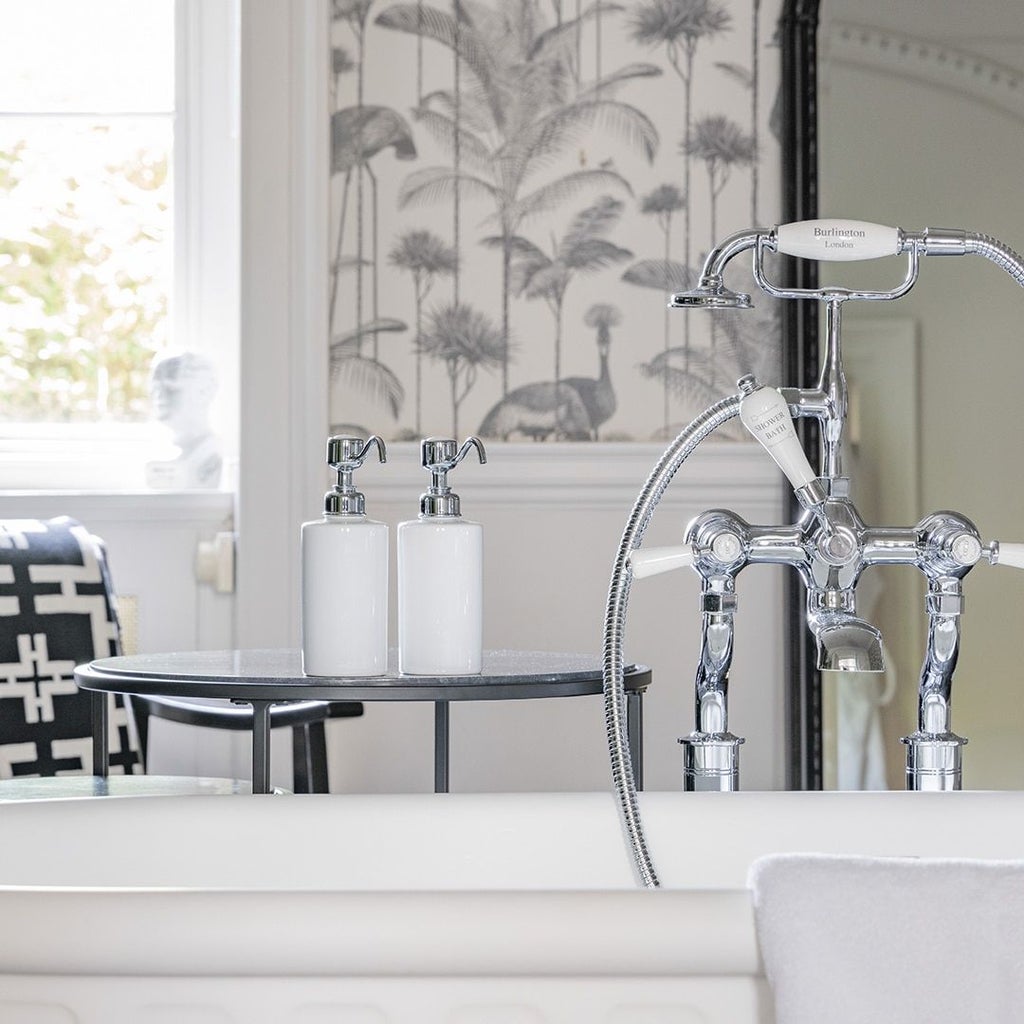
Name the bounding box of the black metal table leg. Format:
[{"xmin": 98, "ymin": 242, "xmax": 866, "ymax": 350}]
[
  {"xmin": 91, "ymin": 690, "xmax": 109, "ymax": 777},
  {"xmin": 627, "ymin": 689, "xmax": 643, "ymax": 791},
  {"xmin": 250, "ymin": 700, "xmax": 273, "ymax": 794},
  {"xmin": 434, "ymin": 701, "xmax": 450, "ymax": 793}
]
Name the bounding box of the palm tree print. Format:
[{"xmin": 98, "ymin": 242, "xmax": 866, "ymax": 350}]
[
  {"xmin": 419, "ymin": 302, "xmax": 506, "ymax": 436},
  {"xmin": 330, "ymin": 104, "xmax": 417, "ymax": 350},
  {"xmin": 329, "ymin": 0, "xmax": 785, "ymax": 441},
  {"xmin": 330, "ymin": 321, "xmax": 406, "ymax": 426},
  {"xmin": 685, "ymin": 115, "xmax": 756, "ymax": 247},
  {"xmin": 622, "ymin": 256, "xmax": 702, "ymax": 439},
  {"xmin": 639, "ymin": 182, "xmax": 687, "ymax": 434},
  {"xmin": 685, "ymin": 113, "xmax": 755, "ymax": 389},
  {"xmin": 330, "ymin": 1, "xmax": 374, "ymax": 342},
  {"xmin": 376, "ymin": 0, "xmax": 660, "ymax": 396},
  {"xmin": 388, "ymin": 229, "xmax": 458, "ymax": 433},
  {"xmin": 331, "ymin": 0, "xmax": 425, "ymax": 429},
  {"xmin": 630, "ymin": 0, "xmax": 732, "ymax": 371},
  {"xmin": 498, "ymin": 195, "xmax": 631, "ymax": 390},
  {"xmin": 331, "ymin": 47, "xmax": 355, "ymax": 111}
]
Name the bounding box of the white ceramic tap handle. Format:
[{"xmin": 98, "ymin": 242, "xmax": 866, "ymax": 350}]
[
  {"xmin": 739, "ymin": 384, "xmax": 818, "ymax": 491},
  {"xmin": 628, "ymin": 545, "xmax": 695, "ymax": 580},
  {"xmin": 775, "ymin": 219, "xmax": 901, "ymax": 262},
  {"xmin": 994, "ymin": 542, "xmax": 1024, "ymax": 569}
]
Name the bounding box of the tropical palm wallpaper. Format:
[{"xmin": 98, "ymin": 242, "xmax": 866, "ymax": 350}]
[{"xmin": 329, "ymin": 0, "xmax": 783, "ymax": 443}]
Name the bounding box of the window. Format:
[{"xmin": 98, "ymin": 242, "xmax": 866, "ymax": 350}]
[{"xmin": 0, "ymin": 0, "xmax": 238, "ymax": 491}]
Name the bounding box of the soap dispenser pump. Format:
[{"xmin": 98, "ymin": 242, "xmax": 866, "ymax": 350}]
[
  {"xmin": 301, "ymin": 434, "xmax": 388, "ymax": 676},
  {"xmin": 398, "ymin": 436, "xmax": 486, "ymax": 675}
]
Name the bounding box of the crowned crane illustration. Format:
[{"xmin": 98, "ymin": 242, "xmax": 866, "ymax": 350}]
[
  {"xmin": 477, "ymin": 380, "xmax": 593, "ymax": 442},
  {"xmin": 562, "ymin": 303, "xmax": 620, "ymax": 440},
  {"xmin": 480, "ymin": 195, "xmax": 630, "ymax": 441}
]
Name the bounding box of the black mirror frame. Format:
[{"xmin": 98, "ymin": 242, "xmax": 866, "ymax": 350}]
[{"xmin": 779, "ymin": 0, "xmax": 822, "ymax": 789}]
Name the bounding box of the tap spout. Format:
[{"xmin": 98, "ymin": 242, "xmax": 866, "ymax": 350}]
[{"xmin": 811, "ymin": 613, "xmax": 885, "ymax": 673}]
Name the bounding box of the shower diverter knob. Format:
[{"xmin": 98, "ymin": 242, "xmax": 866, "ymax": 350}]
[
  {"xmin": 628, "ymin": 545, "xmax": 695, "ymax": 579},
  {"xmin": 738, "ymin": 378, "xmax": 823, "ymax": 508}
]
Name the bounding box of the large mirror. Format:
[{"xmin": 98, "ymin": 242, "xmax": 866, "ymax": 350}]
[{"xmin": 784, "ymin": 0, "xmax": 1024, "ymax": 788}]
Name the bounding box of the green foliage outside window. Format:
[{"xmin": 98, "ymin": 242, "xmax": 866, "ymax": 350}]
[{"xmin": 0, "ymin": 125, "xmax": 170, "ymax": 424}]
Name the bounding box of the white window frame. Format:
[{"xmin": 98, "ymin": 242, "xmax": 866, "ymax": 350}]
[
  {"xmin": 0, "ymin": 0, "xmax": 240, "ymax": 493},
  {"xmin": 234, "ymin": 0, "xmax": 329, "ymax": 647}
]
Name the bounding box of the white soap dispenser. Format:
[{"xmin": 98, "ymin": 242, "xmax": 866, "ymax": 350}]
[
  {"xmin": 398, "ymin": 436, "xmax": 486, "ymax": 675},
  {"xmin": 301, "ymin": 434, "xmax": 388, "ymax": 676}
]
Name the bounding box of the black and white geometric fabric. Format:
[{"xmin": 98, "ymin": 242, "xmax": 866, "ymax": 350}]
[{"xmin": 0, "ymin": 517, "xmax": 142, "ymax": 777}]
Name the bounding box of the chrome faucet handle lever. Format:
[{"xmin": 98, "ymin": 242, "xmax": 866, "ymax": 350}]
[
  {"xmin": 986, "ymin": 541, "xmax": 1024, "ymax": 569},
  {"xmin": 627, "ymin": 545, "xmax": 694, "ymax": 580}
]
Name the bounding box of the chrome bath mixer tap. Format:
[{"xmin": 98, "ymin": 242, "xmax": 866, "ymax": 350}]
[{"xmin": 615, "ymin": 220, "xmax": 1024, "ymax": 798}]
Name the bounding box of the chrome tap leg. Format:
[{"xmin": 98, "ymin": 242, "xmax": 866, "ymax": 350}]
[
  {"xmin": 902, "ymin": 579, "xmax": 969, "ymax": 791},
  {"xmin": 680, "ymin": 575, "xmax": 744, "ymax": 791}
]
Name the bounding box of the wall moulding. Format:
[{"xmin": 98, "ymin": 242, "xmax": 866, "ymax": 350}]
[
  {"xmin": 824, "ymin": 19, "xmax": 1024, "ymax": 122},
  {"xmin": 358, "ymin": 440, "xmax": 783, "ymax": 517}
]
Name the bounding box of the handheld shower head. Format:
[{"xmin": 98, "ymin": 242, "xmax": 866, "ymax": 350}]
[
  {"xmin": 669, "ymin": 229, "xmax": 765, "ymax": 311},
  {"xmin": 669, "ymin": 281, "xmax": 753, "ymax": 310}
]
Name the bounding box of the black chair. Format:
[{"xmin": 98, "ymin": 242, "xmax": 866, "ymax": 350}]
[
  {"xmin": 0, "ymin": 517, "xmax": 361, "ymax": 792},
  {"xmin": 129, "ymin": 694, "xmax": 362, "ymax": 793}
]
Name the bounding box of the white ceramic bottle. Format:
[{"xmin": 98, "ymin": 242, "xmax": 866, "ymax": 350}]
[
  {"xmin": 398, "ymin": 436, "xmax": 486, "ymax": 675},
  {"xmin": 301, "ymin": 435, "xmax": 388, "ymax": 676}
]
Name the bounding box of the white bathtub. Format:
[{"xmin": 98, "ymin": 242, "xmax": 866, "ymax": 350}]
[{"xmin": 2, "ymin": 789, "xmax": 1024, "ymax": 1023}]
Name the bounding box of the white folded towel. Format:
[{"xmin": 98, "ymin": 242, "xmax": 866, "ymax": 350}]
[{"xmin": 749, "ymin": 853, "xmax": 1024, "ymax": 1024}]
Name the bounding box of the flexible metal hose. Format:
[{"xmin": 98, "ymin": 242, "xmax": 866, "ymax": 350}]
[
  {"xmin": 603, "ymin": 393, "xmax": 742, "ymax": 888},
  {"xmin": 965, "ymin": 233, "xmax": 1024, "ymax": 288}
]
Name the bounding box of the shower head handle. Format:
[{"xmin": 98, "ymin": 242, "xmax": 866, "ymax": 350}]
[
  {"xmin": 754, "ymin": 228, "xmax": 921, "ymax": 304},
  {"xmin": 774, "ymin": 219, "xmax": 902, "ymax": 262}
]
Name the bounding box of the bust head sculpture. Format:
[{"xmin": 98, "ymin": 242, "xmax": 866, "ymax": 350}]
[{"xmin": 145, "ymin": 351, "xmax": 223, "ymax": 490}]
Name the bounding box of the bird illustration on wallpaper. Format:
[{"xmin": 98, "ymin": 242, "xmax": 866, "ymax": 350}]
[
  {"xmin": 480, "ymin": 299, "xmax": 621, "ymax": 441},
  {"xmin": 478, "ymin": 194, "xmax": 630, "ymax": 440},
  {"xmin": 329, "ymin": 0, "xmax": 781, "ymax": 442}
]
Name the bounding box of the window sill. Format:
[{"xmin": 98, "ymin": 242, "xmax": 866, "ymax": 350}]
[
  {"xmin": 0, "ymin": 424, "xmax": 235, "ymax": 494},
  {"xmin": 0, "ymin": 490, "xmax": 234, "ymax": 527}
]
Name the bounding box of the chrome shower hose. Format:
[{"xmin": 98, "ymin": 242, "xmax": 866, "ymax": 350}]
[
  {"xmin": 602, "ymin": 393, "xmax": 742, "ymax": 888},
  {"xmin": 966, "ymin": 232, "xmax": 1024, "ymax": 289}
]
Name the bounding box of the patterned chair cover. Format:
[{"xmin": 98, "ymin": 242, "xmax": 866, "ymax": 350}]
[{"xmin": 0, "ymin": 517, "xmax": 142, "ymax": 777}]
